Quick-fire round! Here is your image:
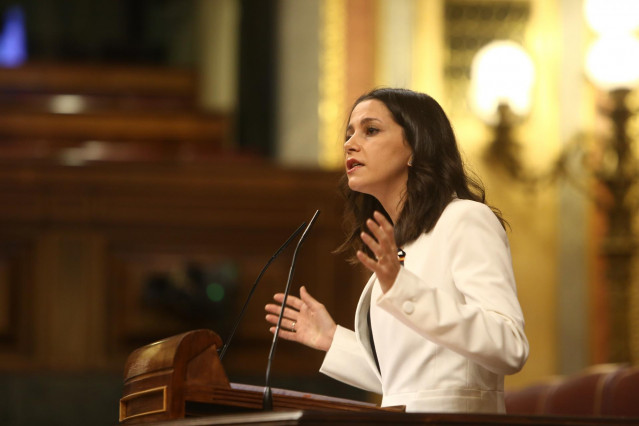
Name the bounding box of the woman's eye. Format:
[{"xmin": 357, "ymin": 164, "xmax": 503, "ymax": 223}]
[
  {"xmin": 345, "ymin": 133, "xmax": 353, "ymax": 142},
  {"xmin": 366, "ymin": 127, "xmax": 379, "ymax": 136}
]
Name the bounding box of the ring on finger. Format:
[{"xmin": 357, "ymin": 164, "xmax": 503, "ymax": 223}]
[{"xmin": 291, "ymin": 321, "xmax": 296, "ymax": 332}]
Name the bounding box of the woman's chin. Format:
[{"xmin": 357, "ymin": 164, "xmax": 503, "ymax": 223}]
[
  {"xmin": 347, "ymin": 179, "xmax": 362, "ymax": 193},
  {"xmin": 347, "ymin": 181, "xmax": 373, "ymax": 197}
]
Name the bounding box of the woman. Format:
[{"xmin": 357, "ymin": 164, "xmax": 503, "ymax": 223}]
[{"xmin": 264, "ymin": 88, "xmax": 529, "ymax": 413}]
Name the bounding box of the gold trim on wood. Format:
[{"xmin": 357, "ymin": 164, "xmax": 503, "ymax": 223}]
[{"xmin": 318, "ymin": 0, "xmax": 346, "ymax": 170}]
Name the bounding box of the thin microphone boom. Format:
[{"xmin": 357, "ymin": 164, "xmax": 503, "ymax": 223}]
[
  {"xmin": 218, "ymin": 221, "xmax": 307, "ymax": 362},
  {"xmin": 263, "ymin": 209, "xmax": 320, "ymax": 410}
]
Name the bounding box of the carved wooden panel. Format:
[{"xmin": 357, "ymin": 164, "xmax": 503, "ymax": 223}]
[
  {"xmin": 0, "ymin": 162, "xmax": 361, "ymax": 378},
  {"xmin": 0, "ymin": 235, "xmax": 34, "ymax": 359}
]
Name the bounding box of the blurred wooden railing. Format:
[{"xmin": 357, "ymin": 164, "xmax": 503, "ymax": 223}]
[{"xmin": 0, "ymin": 63, "xmax": 233, "ymax": 164}]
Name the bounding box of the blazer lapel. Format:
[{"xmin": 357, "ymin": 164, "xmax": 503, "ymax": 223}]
[{"xmin": 354, "ymin": 275, "xmax": 382, "ymax": 380}]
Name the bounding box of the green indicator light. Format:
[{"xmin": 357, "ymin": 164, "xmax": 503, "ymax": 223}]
[{"xmin": 206, "ymin": 283, "xmax": 225, "ymax": 302}]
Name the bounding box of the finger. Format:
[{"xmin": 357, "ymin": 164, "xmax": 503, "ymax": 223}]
[
  {"xmin": 374, "ymin": 215, "xmax": 396, "ymax": 244},
  {"xmin": 365, "ymin": 217, "xmax": 382, "ymax": 239},
  {"xmin": 269, "ymin": 326, "xmax": 297, "ymax": 342},
  {"xmin": 299, "ymin": 286, "xmax": 317, "ymax": 306},
  {"xmin": 273, "ymin": 293, "xmax": 303, "ymax": 310},
  {"xmin": 272, "ymin": 316, "xmax": 297, "ymax": 330},
  {"xmin": 265, "ymin": 304, "xmax": 299, "ymax": 320},
  {"xmin": 300, "ymin": 286, "xmax": 324, "ymax": 310},
  {"xmin": 265, "ymin": 313, "xmax": 280, "ymax": 326},
  {"xmin": 360, "ymin": 231, "xmax": 382, "ymax": 258},
  {"xmin": 368, "ymin": 215, "xmax": 394, "ymax": 243},
  {"xmin": 264, "ymin": 303, "xmax": 282, "ymax": 316},
  {"xmin": 371, "ymin": 211, "xmax": 396, "ymax": 239},
  {"xmin": 365, "ymin": 219, "xmax": 390, "ymax": 251},
  {"xmin": 368, "ymin": 213, "xmax": 396, "ymax": 252},
  {"xmin": 264, "ymin": 313, "xmax": 298, "ymax": 330},
  {"xmin": 357, "ymin": 250, "xmax": 380, "ymax": 273},
  {"xmin": 373, "ymin": 211, "xmax": 394, "ymax": 231}
]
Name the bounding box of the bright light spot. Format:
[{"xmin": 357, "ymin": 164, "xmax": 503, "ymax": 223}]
[
  {"xmin": 49, "ymin": 95, "xmax": 87, "ymax": 114},
  {"xmin": 0, "ymin": 6, "xmax": 27, "ymax": 67},
  {"xmin": 584, "ymin": 0, "xmax": 639, "ymax": 35},
  {"xmin": 469, "ymin": 40, "xmax": 535, "ymax": 124},
  {"xmin": 206, "ymin": 283, "xmax": 225, "ymax": 302},
  {"xmin": 586, "ymin": 34, "xmax": 639, "ymax": 90},
  {"xmin": 82, "ymin": 141, "xmax": 106, "ymax": 161}
]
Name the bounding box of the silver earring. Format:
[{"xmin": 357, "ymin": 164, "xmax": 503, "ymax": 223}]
[{"xmin": 408, "ymin": 158, "xmax": 413, "ymax": 166}]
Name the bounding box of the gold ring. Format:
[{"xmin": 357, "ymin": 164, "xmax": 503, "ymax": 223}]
[{"xmin": 291, "ymin": 321, "xmax": 296, "ymax": 332}]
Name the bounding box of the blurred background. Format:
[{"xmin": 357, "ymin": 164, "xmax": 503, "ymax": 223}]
[{"xmin": 0, "ymin": 0, "xmax": 638, "ymax": 424}]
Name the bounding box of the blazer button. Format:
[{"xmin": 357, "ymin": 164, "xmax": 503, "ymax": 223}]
[{"xmin": 402, "ymin": 301, "xmax": 415, "ymax": 315}]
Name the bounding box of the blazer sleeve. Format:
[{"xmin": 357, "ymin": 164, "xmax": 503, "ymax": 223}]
[
  {"xmin": 376, "ymin": 203, "xmax": 529, "ymax": 375},
  {"xmin": 319, "ymin": 325, "xmax": 383, "ymax": 393}
]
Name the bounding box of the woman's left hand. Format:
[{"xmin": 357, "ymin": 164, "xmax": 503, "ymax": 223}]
[{"xmin": 356, "ymin": 211, "xmax": 401, "ymax": 293}]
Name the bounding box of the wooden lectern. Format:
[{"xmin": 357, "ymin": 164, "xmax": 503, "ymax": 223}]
[
  {"xmin": 119, "ymin": 329, "xmax": 395, "ymax": 424},
  {"xmin": 119, "ymin": 330, "xmax": 639, "ymax": 425}
]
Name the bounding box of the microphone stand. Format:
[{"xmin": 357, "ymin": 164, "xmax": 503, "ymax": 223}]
[
  {"xmin": 263, "ymin": 210, "xmax": 320, "ymax": 410},
  {"xmin": 218, "ymin": 221, "xmax": 307, "ymax": 361}
]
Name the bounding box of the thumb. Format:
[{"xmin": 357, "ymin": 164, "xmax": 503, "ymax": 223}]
[{"xmin": 300, "ymin": 286, "xmax": 319, "ymax": 306}]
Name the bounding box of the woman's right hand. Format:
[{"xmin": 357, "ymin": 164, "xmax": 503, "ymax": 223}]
[{"xmin": 264, "ymin": 286, "xmax": 337, "ymax": 352}]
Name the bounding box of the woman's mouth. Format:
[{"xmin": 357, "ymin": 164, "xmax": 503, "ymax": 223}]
[{"xmin": 346, "ymin": 158, "xmax": 364, "ymax": 173}]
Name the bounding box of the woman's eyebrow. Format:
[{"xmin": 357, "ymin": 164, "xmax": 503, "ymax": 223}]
[
  {"xmin": 360, "ymin": 117, "xmax": 382, "ymax": 125},
  {"xmin": 347, "ymin": 117, "xmax": 382, "ymax": 131}
]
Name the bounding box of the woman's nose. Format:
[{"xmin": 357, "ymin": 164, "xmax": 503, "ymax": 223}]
[{"xmin": 344, "ymin": 134, "xmax": 360, "ymax": 153}]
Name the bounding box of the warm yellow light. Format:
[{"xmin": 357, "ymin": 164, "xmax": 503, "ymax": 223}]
[
  {"xmin": 585, "ymin": 34, "xmax": 639, "ymax": 90},
  {"xmin": 469, "ymin": 41, "xmax": 535, "ymax": 124},
  {"xmin": 584, "ymin": 0, "xmax": 639, "ymax": 35}
]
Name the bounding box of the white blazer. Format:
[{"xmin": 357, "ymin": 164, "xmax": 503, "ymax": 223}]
[{"xmin": 320, "ymin": 199, "xmax": 529, "ymax": 413}]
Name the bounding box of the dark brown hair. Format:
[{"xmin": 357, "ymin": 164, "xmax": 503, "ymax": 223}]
[{"xmin": 337, "ymin": 88, "xmax": 505, "ymax": 260}]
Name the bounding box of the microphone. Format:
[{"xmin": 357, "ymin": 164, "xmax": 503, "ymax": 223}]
[
  {"xmin": 218, "ymin": 221, "xmax": 307, "ymax": 362},
  {"xmin": 263, "ymin": 209, "xmax": 320, "ymax": 410}
]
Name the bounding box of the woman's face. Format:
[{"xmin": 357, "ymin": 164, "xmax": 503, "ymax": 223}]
[{"xmin": 344, "ymin": 99, "xmax": 412, "ymax": 205}]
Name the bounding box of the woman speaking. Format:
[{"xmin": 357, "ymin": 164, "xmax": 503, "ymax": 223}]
[{"xmin": 264, "ymin": 88, "xmax": 529, "ymax": 413}]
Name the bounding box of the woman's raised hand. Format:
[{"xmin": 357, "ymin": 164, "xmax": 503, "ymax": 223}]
[
  {"xmin": 264, "ymin": 286, "xmax": 336, "ymax": 352},
  {"xmin": 356, "ymin": 211, "xmax": 402, "ymax": 293}
]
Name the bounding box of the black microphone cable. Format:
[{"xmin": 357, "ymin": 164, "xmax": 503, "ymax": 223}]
[
  {"xmin": 263, "ymin": 209, "xmax": 320, "ymax": 410},
  {"xmin": 218, "ymin": 221, "xmax": 307, "ymax": 361}
]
